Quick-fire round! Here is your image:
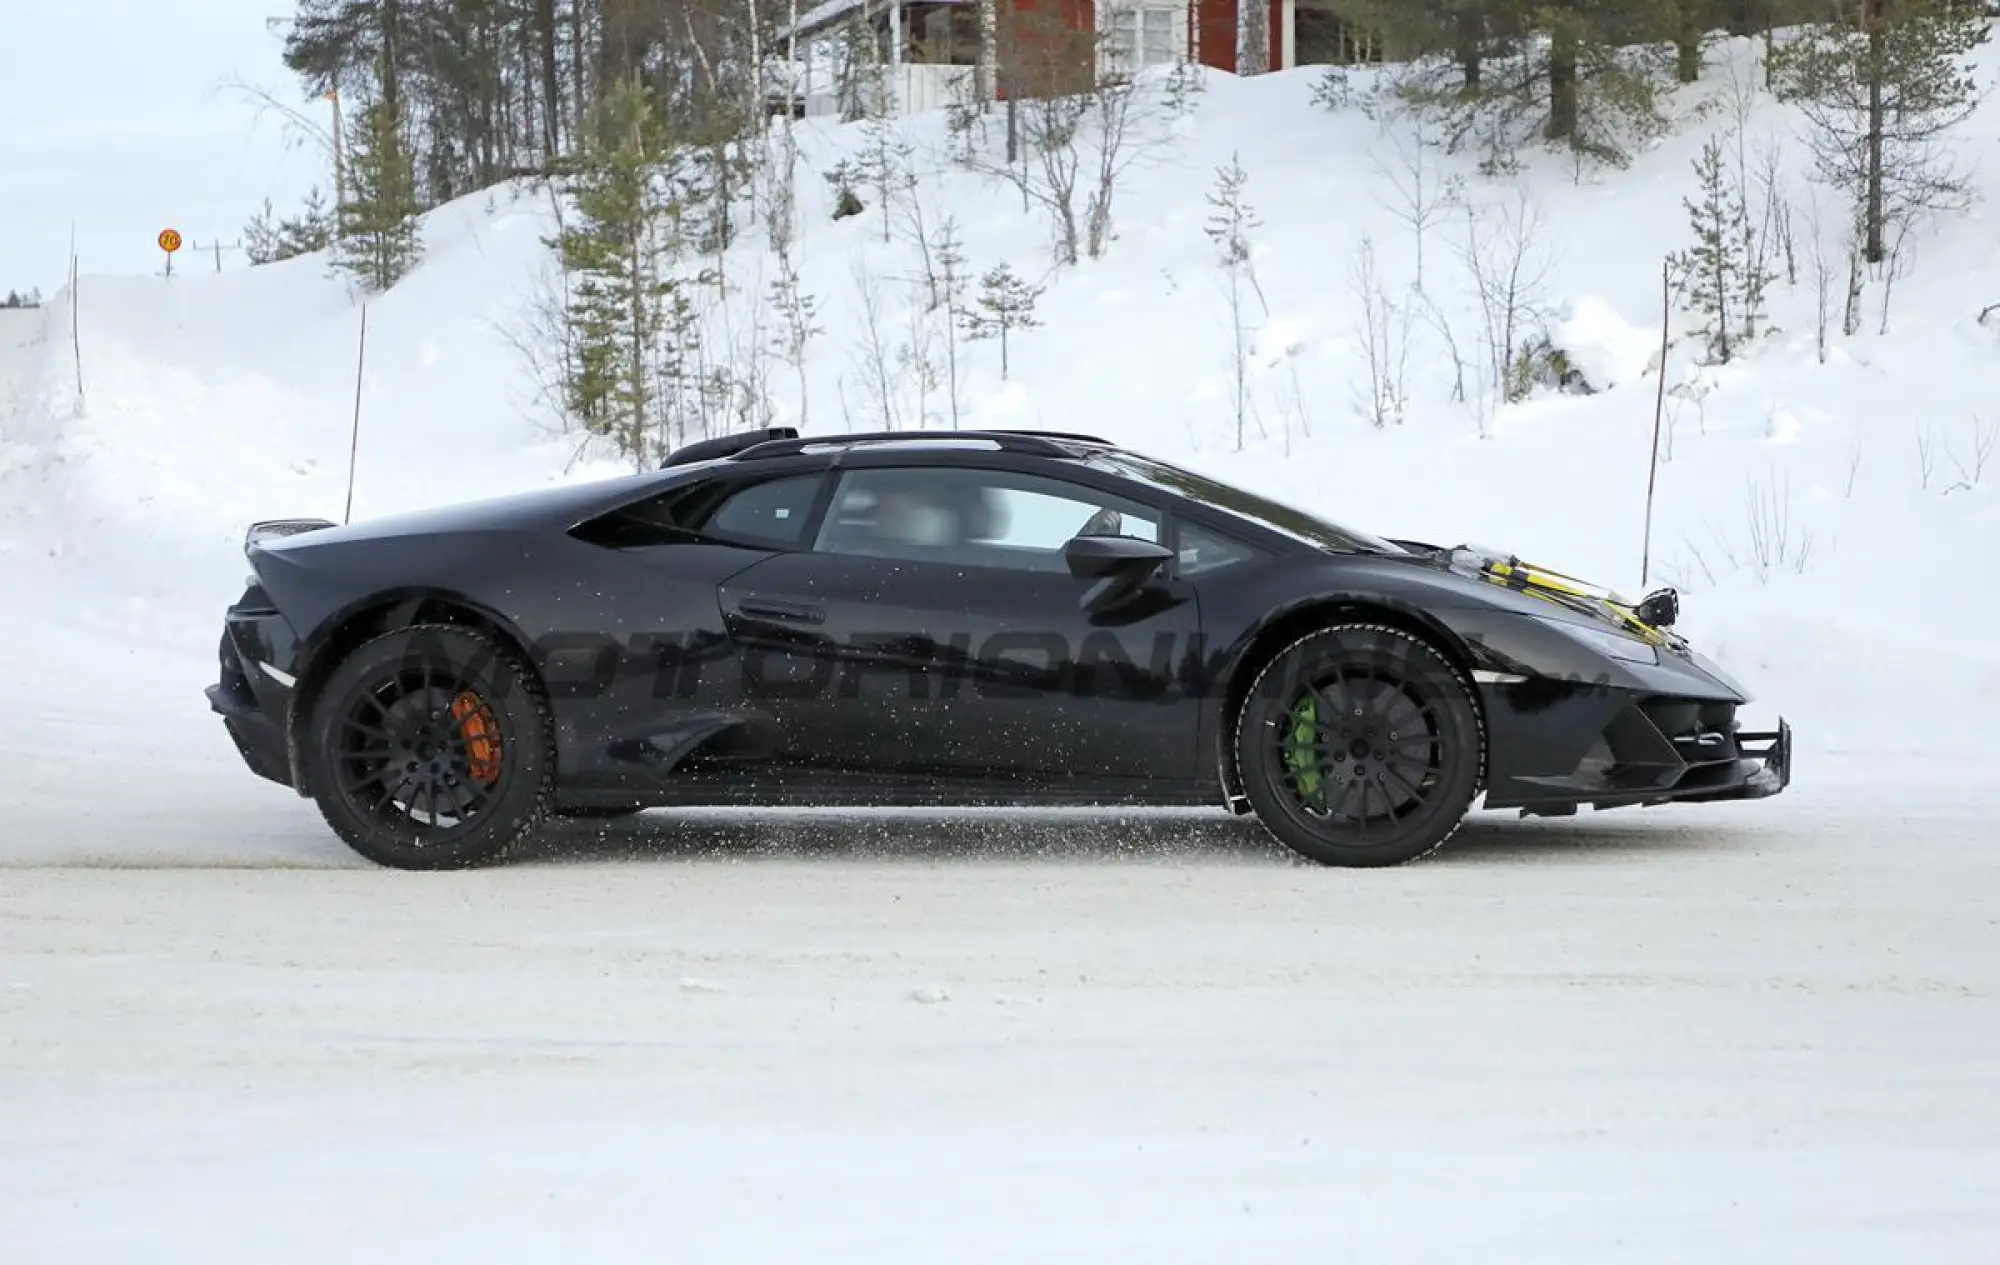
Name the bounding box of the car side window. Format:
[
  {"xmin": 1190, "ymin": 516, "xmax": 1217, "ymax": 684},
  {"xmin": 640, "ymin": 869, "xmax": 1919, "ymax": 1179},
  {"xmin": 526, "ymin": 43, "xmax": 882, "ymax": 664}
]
[
  {"xmin": 1176, "ymin": 522, "xmax": 1258, "ymax": 576},
  {"xmin": 702, "ymin": 474, "xmax": 821, "ymax": 547},
  {"xmin": 572, "ymin": 473, "xmax": 823, "ymax": 550},
  {"xmin": 814, "ymin": 467, "xmax": 1161, "ymax": 573}
]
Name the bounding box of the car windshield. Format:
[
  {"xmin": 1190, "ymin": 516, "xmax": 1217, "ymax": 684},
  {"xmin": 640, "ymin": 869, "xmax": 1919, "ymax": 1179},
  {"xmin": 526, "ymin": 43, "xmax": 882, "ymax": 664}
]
[{"xmin": 1086, "ymin": 452, "xmax": 1405, "ymax": 556}]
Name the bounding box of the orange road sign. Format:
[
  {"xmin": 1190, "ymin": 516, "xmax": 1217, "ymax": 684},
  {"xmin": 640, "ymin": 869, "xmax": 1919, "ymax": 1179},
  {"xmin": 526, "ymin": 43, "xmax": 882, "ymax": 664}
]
[{"xmin": 158, "ymin": 228, "xmax": 183, "ymax": 253}]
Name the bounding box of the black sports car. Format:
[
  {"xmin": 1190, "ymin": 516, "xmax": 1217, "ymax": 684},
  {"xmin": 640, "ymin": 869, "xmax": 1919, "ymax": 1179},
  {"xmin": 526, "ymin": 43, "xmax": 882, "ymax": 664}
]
[{"xmin": 208, "ymin": 427, "xmax": 1790, "ymax": 869}]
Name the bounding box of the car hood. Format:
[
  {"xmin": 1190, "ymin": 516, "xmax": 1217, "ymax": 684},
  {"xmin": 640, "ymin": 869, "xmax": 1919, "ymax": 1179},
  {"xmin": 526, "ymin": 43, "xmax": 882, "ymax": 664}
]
[{"xmin": 1398, "ymin": 541, "xmax": 1684, "ymax": 650}]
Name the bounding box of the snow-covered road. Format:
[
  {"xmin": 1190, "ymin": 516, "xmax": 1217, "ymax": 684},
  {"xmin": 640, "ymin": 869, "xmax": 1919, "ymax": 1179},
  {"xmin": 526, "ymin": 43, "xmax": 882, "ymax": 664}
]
[{"xmin": 4, "ymin": 769, "xmax": 1996, "ymax": 1263}]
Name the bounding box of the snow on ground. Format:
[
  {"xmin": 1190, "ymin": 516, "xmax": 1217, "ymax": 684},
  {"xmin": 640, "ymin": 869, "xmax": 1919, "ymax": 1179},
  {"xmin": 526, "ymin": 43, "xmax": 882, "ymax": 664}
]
[
  {"xmin": 3, "ymin": 32, "xmax": 2000, "ymax": 1261},
  {"xmin": 0, "ymin": 307, "xmax": 40, "ymax": 443},
  {"xmin": 5, "ymin": 788, "xmax": 2000, "ymax": 1263}
]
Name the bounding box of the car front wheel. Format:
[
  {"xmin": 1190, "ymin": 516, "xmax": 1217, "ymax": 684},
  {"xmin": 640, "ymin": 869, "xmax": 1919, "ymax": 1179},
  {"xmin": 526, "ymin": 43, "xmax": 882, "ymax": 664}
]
[
  {"xmin": 303, "ymin": 624, "xmax": 554, "ymax": 869},
  {"xmin": 1235, "ymin": 623, "xmax": 1483, "ymax": 867}
]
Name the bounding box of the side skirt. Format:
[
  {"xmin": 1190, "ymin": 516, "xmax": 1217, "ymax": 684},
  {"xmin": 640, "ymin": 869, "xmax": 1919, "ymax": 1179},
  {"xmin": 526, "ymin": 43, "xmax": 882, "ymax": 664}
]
[{"xmin": 558, "ymin": 766, "xmax": 1216, "ymax": 812}]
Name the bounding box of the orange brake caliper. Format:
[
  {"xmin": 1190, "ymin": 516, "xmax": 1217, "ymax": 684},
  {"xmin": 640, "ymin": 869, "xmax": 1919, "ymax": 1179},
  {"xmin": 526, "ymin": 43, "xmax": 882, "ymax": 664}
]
[{"xmin": 450, "ymin": 692, "xmax": 504, "ymax": 786}]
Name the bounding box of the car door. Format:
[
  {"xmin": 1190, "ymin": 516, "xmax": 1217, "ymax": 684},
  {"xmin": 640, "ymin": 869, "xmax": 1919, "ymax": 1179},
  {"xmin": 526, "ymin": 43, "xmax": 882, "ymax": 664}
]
[
  {"xmin": 716, "ymin": 462, "xmax": 1204, "ymax": 786},
  {"xmin": 557, "ymin": 465, "xmax": 835, "ymax": 770}
]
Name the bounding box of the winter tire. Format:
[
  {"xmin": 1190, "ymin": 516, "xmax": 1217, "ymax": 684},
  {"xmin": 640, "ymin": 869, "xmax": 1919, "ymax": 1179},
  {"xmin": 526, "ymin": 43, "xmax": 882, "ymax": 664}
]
[
  {"xmin": 303, "ymin": 624, "xmax": 554, "ymax": 869},
  {"xmin": 1236, "ymin": 623, "xmax": 1483, "ymax": 867}
]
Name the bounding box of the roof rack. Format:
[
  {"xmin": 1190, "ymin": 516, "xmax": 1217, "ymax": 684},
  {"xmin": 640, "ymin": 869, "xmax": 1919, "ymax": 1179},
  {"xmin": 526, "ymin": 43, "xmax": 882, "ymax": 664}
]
[
  {"xmin": 989, "ymin": 429, "xmax": 1113, "ymax": 446},
  {"xmin": 728, "ymin": 429, "xmax": 1096, "ymax": 462},
  {"xmin": 659, "ymin": 426, "xmax": 800, "ymax": 468}
]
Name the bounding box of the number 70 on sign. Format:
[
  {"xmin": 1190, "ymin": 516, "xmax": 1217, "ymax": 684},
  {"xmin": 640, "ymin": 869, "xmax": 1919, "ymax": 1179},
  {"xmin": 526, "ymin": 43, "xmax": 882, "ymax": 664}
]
[{"xmin": 158, "ymin": 227, "xmax": 182, "ymax": 276}]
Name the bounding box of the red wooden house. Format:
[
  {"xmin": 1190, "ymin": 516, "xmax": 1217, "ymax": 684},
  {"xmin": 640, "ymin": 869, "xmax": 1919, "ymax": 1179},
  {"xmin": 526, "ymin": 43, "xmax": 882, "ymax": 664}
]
[{"xmin": 777, "ymin": 0, "xmax": 1380, "ymax": 117}]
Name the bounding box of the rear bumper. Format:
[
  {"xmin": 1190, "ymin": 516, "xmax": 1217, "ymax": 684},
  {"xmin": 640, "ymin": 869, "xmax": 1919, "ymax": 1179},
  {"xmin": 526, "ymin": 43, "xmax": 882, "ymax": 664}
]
[
  {"xmin": 207, "ymin": 680, "xmax": 293, "ymax": 788},
  {"xmin": 208, "ymin": 590, "xmax": 306, "ymax": 792}
]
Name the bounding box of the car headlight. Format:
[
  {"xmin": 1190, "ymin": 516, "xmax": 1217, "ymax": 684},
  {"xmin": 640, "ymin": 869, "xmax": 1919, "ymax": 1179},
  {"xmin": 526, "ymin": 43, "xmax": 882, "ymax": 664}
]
[{"xmin": 1529, "ymin": 614, "xmax": 1659, "ymax": 665}]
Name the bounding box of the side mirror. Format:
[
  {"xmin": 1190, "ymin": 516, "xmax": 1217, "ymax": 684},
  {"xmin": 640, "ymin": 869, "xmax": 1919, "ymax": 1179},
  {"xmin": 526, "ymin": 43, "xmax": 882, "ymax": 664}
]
[
  {"xmin": 1063, "ymin": 534, "xmax": 1173, "ymax": 613},
  {"xmin": 1062, "ymin": 533, "xmax": 1173, "ymax": 579}
]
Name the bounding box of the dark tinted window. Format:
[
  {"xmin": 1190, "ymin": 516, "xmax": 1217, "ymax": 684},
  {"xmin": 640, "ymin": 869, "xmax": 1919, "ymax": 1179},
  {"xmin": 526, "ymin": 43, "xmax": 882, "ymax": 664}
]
[
  {"xmin": 706, "ymin": 475, "xmax": 821, "ymax": 545},
  {"xmin": 1176, "ymin": 522, "xmax": 1258, "ymax": 575},
  {"xmin": 572, "ymin": 473, "xmax": 823, "ymax": 549},
  {"xmin": 815, "ymin": 467, "xmax": 1160, "ymax": 572},
  {"xmin": 1086, "ymin": 452, "xmax": 1403, "ymax": 555}
]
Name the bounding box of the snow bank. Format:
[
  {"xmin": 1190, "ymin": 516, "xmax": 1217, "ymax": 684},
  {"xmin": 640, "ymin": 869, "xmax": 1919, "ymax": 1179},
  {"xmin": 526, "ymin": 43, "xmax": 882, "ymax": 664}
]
[{"xmin": 1554, "ymin": 295, "xmax": 1659, "ymax": 391}]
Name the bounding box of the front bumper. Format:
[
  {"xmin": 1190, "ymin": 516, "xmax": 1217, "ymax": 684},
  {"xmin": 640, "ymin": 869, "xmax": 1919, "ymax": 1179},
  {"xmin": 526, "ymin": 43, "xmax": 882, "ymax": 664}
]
[
  {"xmin": 1662, "ymin": 717, "xmax": 1791, "ymax": 803},
  {"xmin": 1488, "ymin": 680, "xmax": 1800, "ymax": 820}
]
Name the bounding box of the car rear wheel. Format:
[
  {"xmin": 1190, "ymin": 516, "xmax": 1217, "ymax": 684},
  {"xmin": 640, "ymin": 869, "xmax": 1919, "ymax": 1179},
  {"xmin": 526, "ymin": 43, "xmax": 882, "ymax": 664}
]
[
  {"xmin": 1235, "ymin": 624, "xmax": 1483, "ymax": 867},
  {"xmin": 303, "ymin": 625, "xmax": 554, "ymax": 869}
]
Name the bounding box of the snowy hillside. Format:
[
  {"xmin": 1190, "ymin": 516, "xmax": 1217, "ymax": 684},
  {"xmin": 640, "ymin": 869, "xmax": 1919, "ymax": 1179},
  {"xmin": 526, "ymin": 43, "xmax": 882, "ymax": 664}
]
[
  {"xmin": 6, "ymin": 33, "xmax": 2000, "ymax": 1265},
  {"xmin": 3, "ymin": 39, "xmax": 1997, "ymax": 776}
]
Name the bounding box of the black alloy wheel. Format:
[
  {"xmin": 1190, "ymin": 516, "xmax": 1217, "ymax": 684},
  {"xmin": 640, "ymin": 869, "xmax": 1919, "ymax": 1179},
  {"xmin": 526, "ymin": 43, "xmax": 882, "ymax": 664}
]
[
  {"xmin": 1236, "ymin": 623, "xmax": 1483, "ymax": 867},
  {"xmin": 304, "ymin": 624, "xmax": 553, "ymax": 869}
]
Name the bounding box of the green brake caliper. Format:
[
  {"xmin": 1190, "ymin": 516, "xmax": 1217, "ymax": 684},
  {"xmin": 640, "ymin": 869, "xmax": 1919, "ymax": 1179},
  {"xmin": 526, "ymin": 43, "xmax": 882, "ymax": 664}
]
[{"xmin": 1284, "ymin": 693, "xmax": 1327, "ymax": 811}]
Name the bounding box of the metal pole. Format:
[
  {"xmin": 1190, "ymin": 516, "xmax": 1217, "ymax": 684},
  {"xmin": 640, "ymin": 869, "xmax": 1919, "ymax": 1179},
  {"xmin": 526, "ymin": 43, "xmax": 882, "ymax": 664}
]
[
  {"xmin": 344, "ymin": 304, "xmax": 367, "ymax": 524},
  {"xmin": 69, "ymin": 248, "xmax": 83, "ymax": 410},
  {"xmin": 1642, "ymin": 257, "xmax": 1671, "ymax": 588}
]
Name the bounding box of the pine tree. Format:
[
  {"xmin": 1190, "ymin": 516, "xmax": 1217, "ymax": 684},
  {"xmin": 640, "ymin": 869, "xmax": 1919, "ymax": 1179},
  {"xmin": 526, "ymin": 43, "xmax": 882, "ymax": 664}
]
[
  {"xmin": 1205, "ymin": 152, "xmax": 1264, "ymax": 446},
  {"xmin": 246, "ymin": 186, "xmax": 336, "ymax": 265},
  {"xmin": 335, "ymin": 97, "xmax": 425, "ymax": 291},
  {"xmin": 282, "ymin": 185, "xmax": 336, "ymax": 258},
  {"xmin": 1769, "ymin": 0, "xmax": 1989, "ymax": 264},
  {"xmin": 824, "ymin": 159, "xmax": 866, "ymax": 222},
  {"xmin": 1670, "ymin": 135, "xmax": 1769, "ymax": 364},
  {"xmin": 962, "ymin": 264, "xmax": 1044, "ymax": 380},
  {"xmin": 1203, "ymin": 152, "xmax": 1261, "ymax": 268},
  {"xmin": 550, "ymin": 76, "xmax": 686, "ymax": 468},
  {"xmin": 1672, "ymin": 0, "xmax": 1707, "ymax": 84},
  {"xmin": 245, "ymin": 199, "xmax": 283, "ymax": 265},
  {"xmin": 851, "ymin": 118, "xmax": 910, "ymax": 245},
  {"xmin": 836, "ymin": 20, "xmax": 886, "ymax": 123},
  {"xmin": 767, "ymin": 235, "xmax": 822, "ymax": 429},
  {"xmin": 1361, "ymin": 0, "xmax": 1674, "ymax": 168},
  {"xmin": 933, "ymin": 216, "xmax": 971, "ymax": 427}
]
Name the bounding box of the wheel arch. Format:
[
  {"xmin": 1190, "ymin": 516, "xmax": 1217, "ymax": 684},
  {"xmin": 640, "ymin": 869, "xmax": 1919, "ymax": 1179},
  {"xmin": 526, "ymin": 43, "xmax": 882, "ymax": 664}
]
[
  {"xmin": 1213, "ymin": 596, "xmax": 1488, "ymax": 811},
  {"xmin": 284, "ymin": 588, "xmax": 548, "ymax": 793}
]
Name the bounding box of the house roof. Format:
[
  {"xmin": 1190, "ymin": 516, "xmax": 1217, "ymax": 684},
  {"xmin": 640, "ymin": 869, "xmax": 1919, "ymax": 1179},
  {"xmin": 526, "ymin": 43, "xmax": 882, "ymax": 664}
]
[
  {"xmin": 781, "ymin": 0, "xmax": 864, "ymax": 42},
  {"xmin": 776, "ymin": 0, "xmax": 976, "ymax": 44}
]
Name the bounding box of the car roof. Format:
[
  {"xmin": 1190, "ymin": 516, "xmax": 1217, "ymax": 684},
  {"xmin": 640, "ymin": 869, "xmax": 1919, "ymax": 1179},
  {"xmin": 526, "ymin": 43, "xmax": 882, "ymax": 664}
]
[{"xmin": 659, "ymin": 428, "xmax": 1114, "ymax": 470}]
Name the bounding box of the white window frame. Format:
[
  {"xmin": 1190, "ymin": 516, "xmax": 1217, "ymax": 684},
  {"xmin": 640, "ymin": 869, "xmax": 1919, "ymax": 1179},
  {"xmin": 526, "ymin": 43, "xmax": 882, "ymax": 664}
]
[{"xmin": 1101, "ymin": 2, "xmax": 1180, "ymax": 79}]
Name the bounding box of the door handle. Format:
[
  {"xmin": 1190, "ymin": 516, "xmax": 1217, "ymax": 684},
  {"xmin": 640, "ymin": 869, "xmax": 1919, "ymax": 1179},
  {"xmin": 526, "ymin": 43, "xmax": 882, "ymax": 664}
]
[{"xmin": 736, "ymin": 598, "xmax": 825, "ymax": 625}]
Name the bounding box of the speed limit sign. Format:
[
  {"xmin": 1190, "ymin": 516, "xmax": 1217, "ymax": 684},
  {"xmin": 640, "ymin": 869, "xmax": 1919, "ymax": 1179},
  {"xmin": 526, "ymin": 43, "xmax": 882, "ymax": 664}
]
[{"xmin": 158, "ymin": 227, "xmax": 183, "ymax": 253}]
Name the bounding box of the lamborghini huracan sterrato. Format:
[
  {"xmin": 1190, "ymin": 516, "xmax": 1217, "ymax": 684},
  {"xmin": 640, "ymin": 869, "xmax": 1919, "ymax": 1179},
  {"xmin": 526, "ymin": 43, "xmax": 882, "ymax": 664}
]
[{"xmin": 208, "ymin": 427, "xmax": 1791, "ymax": 869}]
